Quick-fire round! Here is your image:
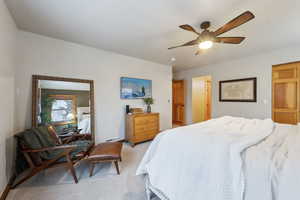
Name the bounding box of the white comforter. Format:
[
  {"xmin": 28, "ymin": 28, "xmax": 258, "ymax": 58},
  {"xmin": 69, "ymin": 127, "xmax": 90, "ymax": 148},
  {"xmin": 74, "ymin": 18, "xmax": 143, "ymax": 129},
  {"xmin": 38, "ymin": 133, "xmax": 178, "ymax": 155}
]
[
  {"xmin": 78, "ymin": 117, "xmax": 91, "ymax": 134},
  {"xmin": 136, "ymin": 116, "xmax": 298, "ymax": 200}
]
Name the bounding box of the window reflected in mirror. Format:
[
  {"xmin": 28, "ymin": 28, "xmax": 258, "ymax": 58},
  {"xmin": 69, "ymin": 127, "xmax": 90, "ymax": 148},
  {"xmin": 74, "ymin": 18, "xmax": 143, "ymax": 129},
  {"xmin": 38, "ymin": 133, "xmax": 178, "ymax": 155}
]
[{"xmin": 47, "ymin": 95, "xmax": 76, "ymax": 125}]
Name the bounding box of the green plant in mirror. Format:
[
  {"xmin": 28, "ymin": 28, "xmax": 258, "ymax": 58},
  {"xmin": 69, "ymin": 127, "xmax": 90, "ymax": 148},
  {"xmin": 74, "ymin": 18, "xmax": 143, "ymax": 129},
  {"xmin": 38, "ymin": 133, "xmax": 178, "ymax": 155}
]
[{"xmin": 41, "ymin": 95, "xmax": 55, "ymax": 125}]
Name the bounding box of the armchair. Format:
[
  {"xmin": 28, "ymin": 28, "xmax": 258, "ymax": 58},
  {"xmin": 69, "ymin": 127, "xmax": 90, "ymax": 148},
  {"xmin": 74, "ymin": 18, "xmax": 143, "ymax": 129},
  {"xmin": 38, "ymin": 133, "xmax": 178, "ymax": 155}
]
[{"xmin": 13, "ymin": 126, "xmax": 93, "ymax": 188}]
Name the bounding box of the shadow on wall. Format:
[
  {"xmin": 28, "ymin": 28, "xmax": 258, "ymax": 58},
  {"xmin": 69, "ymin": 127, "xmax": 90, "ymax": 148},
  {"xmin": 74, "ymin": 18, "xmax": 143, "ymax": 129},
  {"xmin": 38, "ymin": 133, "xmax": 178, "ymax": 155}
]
[
  {"xmin": 15, "ymin": 83, "xmax": 32, "ymax": 131},
  {"xmin": 117, "ymin": 106, "xmax": 127, "ymax": 141},
  {"xmin": 5, "ymin": 135, "xmax": 16, "ymax": 182}
]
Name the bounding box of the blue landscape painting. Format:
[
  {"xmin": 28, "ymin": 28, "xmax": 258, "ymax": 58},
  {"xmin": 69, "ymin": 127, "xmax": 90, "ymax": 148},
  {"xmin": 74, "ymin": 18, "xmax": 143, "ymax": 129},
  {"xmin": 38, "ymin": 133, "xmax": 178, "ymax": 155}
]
[{"xmin": 121, "ymin": 77, "xmax": 152, "ymax": 99}]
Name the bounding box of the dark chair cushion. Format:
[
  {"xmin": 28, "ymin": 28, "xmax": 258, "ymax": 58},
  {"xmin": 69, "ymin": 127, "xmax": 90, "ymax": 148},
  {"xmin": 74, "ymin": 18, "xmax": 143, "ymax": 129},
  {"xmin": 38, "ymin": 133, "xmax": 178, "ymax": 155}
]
[
  {"xmin": 15, "ymin": 127, "xmax": 64, "ymax": 161},
  {"xmin": 47, "ymin": 125, "xmax": 62, "ymax": 145},
  {"xmin": 57, "ymin": 140, "xmax": 92, "ymax": 162}
]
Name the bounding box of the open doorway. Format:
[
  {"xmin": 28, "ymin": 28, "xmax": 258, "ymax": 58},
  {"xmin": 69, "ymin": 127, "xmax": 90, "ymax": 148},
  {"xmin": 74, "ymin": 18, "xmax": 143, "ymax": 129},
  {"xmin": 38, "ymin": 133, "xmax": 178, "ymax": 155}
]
[
  {"xmin": 192, "ymin": 76, "xmax": 212, "ymax": 123},
  {"xmin": 172, "ymin": 80, "xmax": 185, "ymax": 127}
]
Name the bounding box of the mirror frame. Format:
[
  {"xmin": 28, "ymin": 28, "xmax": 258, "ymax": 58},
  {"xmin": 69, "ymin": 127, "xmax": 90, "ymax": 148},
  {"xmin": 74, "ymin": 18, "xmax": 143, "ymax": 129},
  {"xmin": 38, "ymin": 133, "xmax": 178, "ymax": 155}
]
[{"xmin": 32, "ymin": 75, "xmax": 95, "ymax": 143}]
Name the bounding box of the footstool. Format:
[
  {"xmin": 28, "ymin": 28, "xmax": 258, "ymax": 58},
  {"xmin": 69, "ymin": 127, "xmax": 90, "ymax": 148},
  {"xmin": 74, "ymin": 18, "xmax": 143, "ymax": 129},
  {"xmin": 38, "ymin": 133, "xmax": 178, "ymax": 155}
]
[{"xmin": 87, "ymin": 142, "xmax": 123, "ymax": 177}]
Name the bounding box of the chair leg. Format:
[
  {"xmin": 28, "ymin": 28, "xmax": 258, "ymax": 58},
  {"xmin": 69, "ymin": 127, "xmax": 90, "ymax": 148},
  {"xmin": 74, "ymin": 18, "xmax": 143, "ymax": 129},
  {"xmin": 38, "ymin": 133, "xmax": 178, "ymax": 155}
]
[
  {"xmin": 11, "ymin": 169, "xmax": 39, "ymax": 189},
  {"xmin": 13, "ymin": 151, "xmax": 73, "ymax": 188},
  {"xmin": 66, "ymin": 154, "xmax": 78, "ymax": 183},
  {"xmin": 114, "ymin": 161, "xmax": 120, "ymax": 175},
  {"xmin": 89, "ymin": 163, "xmax": 95, "ymax": 177}
]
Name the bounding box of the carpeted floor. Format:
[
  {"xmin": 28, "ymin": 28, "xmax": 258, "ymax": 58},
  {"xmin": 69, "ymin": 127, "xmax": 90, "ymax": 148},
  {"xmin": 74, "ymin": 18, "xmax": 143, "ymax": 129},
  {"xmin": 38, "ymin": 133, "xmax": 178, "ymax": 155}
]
[{"xmin": 7, "ymin": 142, "xmax": 155, "ymax": 200}]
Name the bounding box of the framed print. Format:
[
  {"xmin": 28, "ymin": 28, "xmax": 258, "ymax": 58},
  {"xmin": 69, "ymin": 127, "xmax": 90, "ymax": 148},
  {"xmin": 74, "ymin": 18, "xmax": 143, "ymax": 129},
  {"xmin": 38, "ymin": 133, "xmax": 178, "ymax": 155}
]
[
  {"xmin": 219, "ymin": 77, "xmax": 257, "ymax": 102},
  {"xmin": 120, "ymin": 77, "xmax": 152, "ymax": 99}
]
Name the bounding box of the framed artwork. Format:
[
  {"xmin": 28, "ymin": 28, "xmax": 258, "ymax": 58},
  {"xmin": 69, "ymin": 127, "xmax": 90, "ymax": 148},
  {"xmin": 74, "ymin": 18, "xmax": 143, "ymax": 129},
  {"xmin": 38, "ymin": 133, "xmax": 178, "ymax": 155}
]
[
  {"xmin": 120, "ymin": 77, "xmax": 152, "ymax": 99},
  {"xmin": 219, "ymin": 77, "xmax": 257, "ymax": 102}
]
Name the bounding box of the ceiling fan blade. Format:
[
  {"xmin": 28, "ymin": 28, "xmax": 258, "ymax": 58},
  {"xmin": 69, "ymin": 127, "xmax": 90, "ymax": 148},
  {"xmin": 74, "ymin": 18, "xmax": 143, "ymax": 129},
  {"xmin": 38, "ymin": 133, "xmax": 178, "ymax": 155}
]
[
  {"xmin": 214, "ymin": 11, "xmax": 255, "ymax": 36},
  {"xmin": 215, "ymin": 37, "xmax": 246, "ymax": 44},
  {"xmin": 168, "ymin": 39, "xmax": 198, "ymax": 50},
  {"xmin": 179, "ymin": 24, "xmax": 200, "ymax": 35}
]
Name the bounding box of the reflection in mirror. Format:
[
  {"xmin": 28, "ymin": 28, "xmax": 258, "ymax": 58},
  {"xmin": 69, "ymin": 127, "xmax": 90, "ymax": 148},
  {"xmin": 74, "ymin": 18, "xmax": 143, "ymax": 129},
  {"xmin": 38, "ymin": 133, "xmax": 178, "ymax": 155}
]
[
  {"xmin": 50, "ymin": 96, "xmax": 76, "ymax": 124},
  {"xmin": 37, "ymin": 79, "xmax": 92, "ymax": 137}
]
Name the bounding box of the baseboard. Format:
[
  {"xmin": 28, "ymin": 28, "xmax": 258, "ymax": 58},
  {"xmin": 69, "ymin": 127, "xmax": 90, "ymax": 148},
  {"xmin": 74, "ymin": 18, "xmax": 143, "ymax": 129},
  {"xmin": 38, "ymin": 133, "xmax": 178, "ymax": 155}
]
[
  {"xmin": 106, "ymin": 137, "xmax": 125, "ymax": 142},
  {"xmin": 0, "ymin": 175, "xmax": 16, "ymax": 200}
]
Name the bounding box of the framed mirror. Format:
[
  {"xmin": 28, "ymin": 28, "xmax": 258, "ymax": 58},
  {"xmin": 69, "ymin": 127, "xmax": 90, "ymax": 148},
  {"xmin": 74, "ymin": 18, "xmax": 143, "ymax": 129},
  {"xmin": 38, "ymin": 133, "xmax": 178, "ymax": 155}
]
[{"xmin": 32, "ymin": 75, "xmax": 95, "ymax": 143}]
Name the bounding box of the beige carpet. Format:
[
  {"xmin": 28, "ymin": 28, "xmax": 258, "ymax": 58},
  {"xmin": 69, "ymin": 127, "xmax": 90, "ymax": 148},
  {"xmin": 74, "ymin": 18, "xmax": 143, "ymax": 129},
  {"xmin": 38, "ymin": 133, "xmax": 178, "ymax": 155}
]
[{"xmin": 7, "ymin": 142, "xmax": 155, "ymax": 200}]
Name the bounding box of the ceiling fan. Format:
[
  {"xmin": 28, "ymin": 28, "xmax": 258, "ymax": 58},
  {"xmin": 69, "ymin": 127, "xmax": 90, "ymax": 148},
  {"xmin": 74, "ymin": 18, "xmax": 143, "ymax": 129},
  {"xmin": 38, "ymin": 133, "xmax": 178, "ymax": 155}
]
[{"xmin": 168, "ymin": 11, "xmax": 255, "ymax": 55}]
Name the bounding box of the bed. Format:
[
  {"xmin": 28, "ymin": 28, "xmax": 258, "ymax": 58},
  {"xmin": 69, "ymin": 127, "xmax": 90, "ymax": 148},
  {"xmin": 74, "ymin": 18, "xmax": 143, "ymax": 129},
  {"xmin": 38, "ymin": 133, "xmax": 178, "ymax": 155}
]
[
  {"xmin": 136, "ymin": 116, "xmax": 300, "ymax": 200},
  {"xmin": 77, "ymin": 107, "xmax": 91, "ymax": 134}
]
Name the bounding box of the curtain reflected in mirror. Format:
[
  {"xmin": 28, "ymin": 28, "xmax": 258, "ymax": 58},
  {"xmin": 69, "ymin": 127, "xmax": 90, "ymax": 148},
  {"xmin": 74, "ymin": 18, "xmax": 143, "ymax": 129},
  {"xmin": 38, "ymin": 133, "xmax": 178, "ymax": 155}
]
[{"xmin": 33, "ymin": 76, "xmax": 94, "ymax": 142}]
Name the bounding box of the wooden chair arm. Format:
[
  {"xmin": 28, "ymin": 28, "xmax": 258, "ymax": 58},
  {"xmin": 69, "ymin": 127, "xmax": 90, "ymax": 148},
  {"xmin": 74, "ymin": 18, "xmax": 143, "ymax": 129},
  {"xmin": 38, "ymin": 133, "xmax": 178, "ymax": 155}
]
[
  {"xmin": 22, "ymin": 145, "xmax": 77, "ymax": 153},
  {"xmin": 62, "ymin": 134, "xmax": 91, "ymax": 144}
]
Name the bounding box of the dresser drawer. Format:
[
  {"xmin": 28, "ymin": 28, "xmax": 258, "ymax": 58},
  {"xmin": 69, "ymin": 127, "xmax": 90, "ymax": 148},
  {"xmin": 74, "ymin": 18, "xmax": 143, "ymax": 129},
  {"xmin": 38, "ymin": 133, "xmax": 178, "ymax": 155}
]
[
  {"xmin": 135, "ymin": 130, "xmax": 157, "ymax": 142},
  {"xmin": 135, "ymin": 125, "xmax": 158, "ymax": 134},
  {"xmin": 135, "ymin": 121, "xmax": 157, "ymax": 130},
  {"xmin": 134, "ymin": 115, "xmax": 158, "ymax": 125}
]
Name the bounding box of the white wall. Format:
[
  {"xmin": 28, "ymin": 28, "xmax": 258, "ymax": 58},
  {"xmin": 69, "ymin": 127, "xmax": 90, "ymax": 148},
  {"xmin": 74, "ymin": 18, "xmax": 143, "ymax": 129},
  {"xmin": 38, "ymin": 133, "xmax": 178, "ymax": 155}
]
[
  {"xmin": 0, "ymin": 0, "xmax": 17, "ymax": 194},
  {"xmin": 174, "ymin": 46, "xmax": 300, "ymax": 124},
  {"xmin": 15, "ymin": 31, "xmax": 172, "ymax": 142}
]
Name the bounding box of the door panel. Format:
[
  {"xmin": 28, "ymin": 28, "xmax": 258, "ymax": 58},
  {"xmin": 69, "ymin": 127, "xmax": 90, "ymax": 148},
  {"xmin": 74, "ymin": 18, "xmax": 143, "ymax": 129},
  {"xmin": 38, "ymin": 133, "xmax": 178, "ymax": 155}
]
[
  {"xmin": 173, "ymin": 80, "xmax": 185, "ymax": 124},
  {"xmin": 273, "ymin": 111, "xmax": 298, "ymax": 124},
  {"xmin": 205, "ymin": 80, "xmax": 212, "ymax": 120},
  {"xmin": 273, "ymin": 66, "xmax": 297, "ymax": 80},
  {"xmin": 272, "ymin": 63, "xmax": 300, "ymax": 125},
  {"xmin": 273, "ymin": 82, "xmax": 297, "ymax": 109}
]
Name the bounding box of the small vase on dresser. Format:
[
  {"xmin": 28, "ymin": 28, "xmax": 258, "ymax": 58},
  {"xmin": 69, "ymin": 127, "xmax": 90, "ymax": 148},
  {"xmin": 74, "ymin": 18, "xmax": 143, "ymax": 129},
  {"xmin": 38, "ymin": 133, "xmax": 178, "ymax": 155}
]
[
  {"xmin": 125, "ymin": 112, "xmax": 160, "ymax": 147},
  {"xmin": 146, "ymin": 105, "xmax": 151, "ymax": 113}
]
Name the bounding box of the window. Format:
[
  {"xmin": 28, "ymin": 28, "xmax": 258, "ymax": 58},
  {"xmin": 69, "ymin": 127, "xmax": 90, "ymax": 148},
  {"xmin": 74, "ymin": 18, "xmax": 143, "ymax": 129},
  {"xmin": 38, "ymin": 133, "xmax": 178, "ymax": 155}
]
[{"xmin": 50, "ymin": 95, "xmax": 77, "ymax": 125}]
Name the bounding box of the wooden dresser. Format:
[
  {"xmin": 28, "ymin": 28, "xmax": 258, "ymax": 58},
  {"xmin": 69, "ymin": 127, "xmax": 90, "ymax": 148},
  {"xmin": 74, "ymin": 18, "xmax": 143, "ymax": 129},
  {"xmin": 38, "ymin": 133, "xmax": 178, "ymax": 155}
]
[{"xmin": 126, "ymin": 113, "xmax": 160, "ymax": 146}]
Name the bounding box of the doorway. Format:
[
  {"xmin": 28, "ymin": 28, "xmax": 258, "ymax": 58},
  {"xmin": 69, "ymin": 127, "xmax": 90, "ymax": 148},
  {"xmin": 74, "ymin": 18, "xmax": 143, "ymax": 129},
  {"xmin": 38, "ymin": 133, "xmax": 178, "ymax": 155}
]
[
  {"xmin": 192, "ymin": 76, "xmax": 212, "ymax": 123},
  {"xmin": 172, "ymin": 80, "xmax": 185, "ymax": 126}
]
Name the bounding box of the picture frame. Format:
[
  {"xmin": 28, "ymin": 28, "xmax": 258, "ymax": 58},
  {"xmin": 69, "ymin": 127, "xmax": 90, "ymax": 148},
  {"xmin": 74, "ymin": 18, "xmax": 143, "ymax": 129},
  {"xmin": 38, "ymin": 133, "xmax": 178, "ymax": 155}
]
[
  {"xmin": 120, "ymin": 77, "xmax": 152, "ymax": 99},
  {"xmin": 219, "ymin": 77, "xmax": 257, "ymax": 102}
]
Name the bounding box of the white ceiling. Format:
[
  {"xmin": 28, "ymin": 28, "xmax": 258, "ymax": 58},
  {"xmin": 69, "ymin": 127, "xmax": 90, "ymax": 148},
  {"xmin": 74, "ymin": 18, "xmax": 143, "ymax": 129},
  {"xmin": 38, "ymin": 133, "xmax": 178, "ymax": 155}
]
[{"xmin": 5, "ymin": 0, "xmax": 300, "ymax": 71}]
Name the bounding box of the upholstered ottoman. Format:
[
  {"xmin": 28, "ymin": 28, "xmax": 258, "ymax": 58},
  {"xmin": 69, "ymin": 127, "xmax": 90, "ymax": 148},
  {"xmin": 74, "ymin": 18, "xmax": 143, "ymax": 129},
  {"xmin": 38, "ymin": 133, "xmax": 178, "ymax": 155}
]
[{"xmin": 87, "ymin": 142, "xmax": 123, "ymax": 176}]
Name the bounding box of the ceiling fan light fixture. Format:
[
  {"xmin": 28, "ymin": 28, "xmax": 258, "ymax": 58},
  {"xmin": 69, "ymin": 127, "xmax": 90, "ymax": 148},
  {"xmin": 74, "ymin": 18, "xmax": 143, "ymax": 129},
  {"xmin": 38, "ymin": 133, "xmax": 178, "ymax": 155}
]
[
  {"xmin": 168, "ymin": 11, "xmax": 255, "ymax": 52},
  {"xmin": 198, "ymin": 40, "xmax": 213, "ymax": 49}
]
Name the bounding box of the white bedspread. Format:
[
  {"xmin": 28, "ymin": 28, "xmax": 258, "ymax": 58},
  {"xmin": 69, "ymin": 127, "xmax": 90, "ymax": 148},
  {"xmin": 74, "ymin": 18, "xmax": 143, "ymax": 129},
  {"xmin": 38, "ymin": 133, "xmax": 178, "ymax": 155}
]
[
  {"xmin": 243, "ymin": 123, "xmax": 297, "ymax": 200},
  {"xmin": 136, "ymin": 116, "xmax": 276, "ymax": 200},
  {"xmin": 277, "ymin": 125, "xmax": 300, "ymax": 200},
  {"xmin": 78, "ymin": 117, "xmax": 91, "ymax": 134}
]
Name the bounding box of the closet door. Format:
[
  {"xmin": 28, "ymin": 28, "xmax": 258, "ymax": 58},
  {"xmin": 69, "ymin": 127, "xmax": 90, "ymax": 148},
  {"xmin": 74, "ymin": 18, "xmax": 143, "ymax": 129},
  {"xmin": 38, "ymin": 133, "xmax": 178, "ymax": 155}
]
[{"xmin": 272, "ymin": 63, "xmax": 299, "ymax": 124}]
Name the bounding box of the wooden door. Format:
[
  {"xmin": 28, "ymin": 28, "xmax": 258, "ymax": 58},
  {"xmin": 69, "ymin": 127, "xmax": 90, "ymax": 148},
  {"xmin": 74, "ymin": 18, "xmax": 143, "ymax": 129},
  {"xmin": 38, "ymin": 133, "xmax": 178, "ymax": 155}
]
[
  {"xmin": 205, "ymin": 80, "xmax": 212, "ymax": 120},
  {"xmin": 272, "ymin": 63, "xmax": 300, "ymax": 124},
  {"xmin": 192, "ymin": 76, "xmax": 212, "ymax": 123},
  {"xmin": 172, "ymin": 80, "xmax": 185, "ymax": 125}
]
